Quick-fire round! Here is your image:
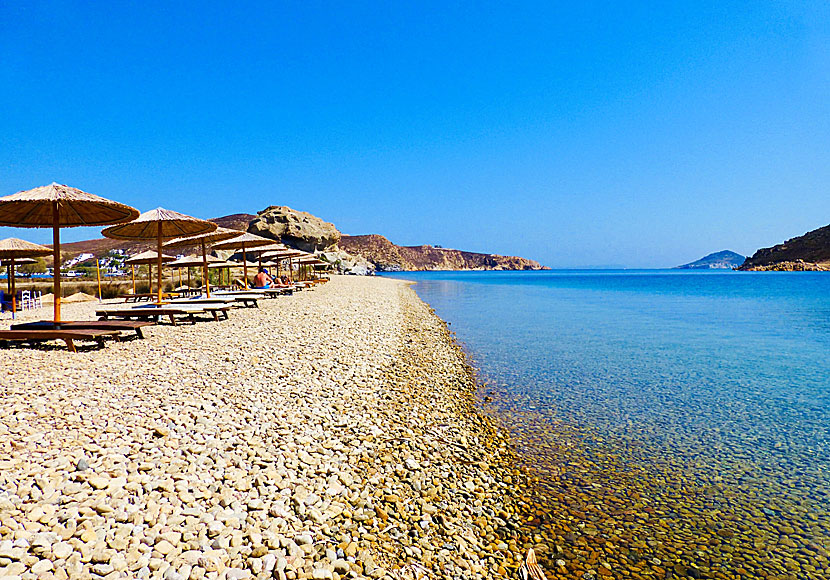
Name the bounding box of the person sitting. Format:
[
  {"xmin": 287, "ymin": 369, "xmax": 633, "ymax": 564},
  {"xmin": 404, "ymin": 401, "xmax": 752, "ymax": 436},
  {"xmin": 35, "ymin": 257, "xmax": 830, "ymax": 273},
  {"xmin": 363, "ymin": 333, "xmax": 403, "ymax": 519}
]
[{"xmin": 253, "ymin": 268, "xmax": 273, "ymax": 289}]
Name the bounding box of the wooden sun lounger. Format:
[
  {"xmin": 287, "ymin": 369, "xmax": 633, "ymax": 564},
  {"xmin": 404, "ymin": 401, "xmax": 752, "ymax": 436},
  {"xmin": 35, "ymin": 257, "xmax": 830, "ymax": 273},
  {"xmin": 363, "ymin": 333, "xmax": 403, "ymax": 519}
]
[
  {"xmin": 12, "ymin": 320, "xmax": 155, "ymax": 339},
  {"xmin": 120, "ymin": 292, "xmax": 178, "ymax": 303},
  {"xmin": 96, "ymin": 305, "xmax": 230, "ymax": 325},
  {"xmin": 0, "ymin": 329, "xmax": 121, "ymax": 352},
  {"xmin": 170, "ymin": 296, "xmax": 259, "ymax": 308}
]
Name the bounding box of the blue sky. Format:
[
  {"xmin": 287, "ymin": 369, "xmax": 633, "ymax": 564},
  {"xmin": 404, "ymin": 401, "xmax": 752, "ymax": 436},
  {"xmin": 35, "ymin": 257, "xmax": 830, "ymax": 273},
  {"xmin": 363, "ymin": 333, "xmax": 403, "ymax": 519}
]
[{"xmin": 1, "ymin": 1, "xmax": 828, "ymax": 267}]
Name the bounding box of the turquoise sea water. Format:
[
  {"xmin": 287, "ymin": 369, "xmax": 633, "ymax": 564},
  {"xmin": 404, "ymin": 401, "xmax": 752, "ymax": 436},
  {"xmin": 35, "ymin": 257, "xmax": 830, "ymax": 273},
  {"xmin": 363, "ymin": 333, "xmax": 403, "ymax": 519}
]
[{"xmin": 383, "ymin": 270, "xmax": 830, "ymax": 578}]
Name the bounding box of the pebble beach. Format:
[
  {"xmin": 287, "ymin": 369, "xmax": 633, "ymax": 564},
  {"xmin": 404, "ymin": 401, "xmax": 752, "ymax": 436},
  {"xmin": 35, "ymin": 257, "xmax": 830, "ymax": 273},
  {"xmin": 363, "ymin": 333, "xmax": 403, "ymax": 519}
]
[{"xmin": 0, "ymin": 276, "xmax": 536, "ymax": 580}]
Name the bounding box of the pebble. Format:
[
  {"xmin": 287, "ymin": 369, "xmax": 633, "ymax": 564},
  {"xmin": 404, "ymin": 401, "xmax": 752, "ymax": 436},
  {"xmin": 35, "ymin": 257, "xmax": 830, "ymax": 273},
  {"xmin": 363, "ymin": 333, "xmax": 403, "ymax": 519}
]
[{"xmin": 0, "ymin": 277, "xmax": 535, "ymax": 579}]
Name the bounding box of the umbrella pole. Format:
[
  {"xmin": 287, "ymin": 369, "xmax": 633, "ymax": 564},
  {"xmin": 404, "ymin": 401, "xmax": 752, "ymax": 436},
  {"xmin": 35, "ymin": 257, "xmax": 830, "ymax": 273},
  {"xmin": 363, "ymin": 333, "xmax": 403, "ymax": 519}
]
[
  {"xmin": 52, "ymin": 202, "xmax": 61, "ymax": 324},
  {"xmin": 148, "ymin": 263, "xmax": 152, "ymax": 295},
  {"xmin": 96, "ymin": 258, "xmax": 102, "ymax": 302},
  {"xmin": 10, "ymin": 263, "xmax": 15, "ymax": 320},
  {"xmin": 202, "ymin": 240, "xmax": 210, "ymax": 298},
  {"xmin": 157, "ymin": 224, "xmax": 163, "ymax": 304},
  {"xmin": 188, "ymin": 267, "xmax": 191, "ymax": 288},
  {"xmin": 131, "ymin": 264, "xmax": 135, "ymax": 294},
  {"xmin": 243, "ymin": 243, "xmax": 248, "ymax": 290}
]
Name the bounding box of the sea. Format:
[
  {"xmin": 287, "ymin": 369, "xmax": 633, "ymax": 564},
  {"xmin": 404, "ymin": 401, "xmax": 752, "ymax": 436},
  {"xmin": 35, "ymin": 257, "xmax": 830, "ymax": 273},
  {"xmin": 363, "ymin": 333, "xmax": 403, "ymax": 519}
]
[{"xmin": 382, "ymin": 270, "xmax": 830, "ymax": 579}]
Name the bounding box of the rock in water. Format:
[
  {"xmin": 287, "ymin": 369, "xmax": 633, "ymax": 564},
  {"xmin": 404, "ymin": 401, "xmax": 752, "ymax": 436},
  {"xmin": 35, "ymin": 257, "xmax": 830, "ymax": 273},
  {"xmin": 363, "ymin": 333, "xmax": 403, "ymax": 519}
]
[{"xmin": 248, "ymin": 206, "xmax": 341, "ymax": 252}]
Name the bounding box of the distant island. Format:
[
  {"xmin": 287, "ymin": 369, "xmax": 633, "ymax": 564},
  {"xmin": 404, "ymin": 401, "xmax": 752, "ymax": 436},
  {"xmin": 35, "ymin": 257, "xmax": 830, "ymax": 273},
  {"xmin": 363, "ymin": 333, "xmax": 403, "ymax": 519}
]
[
  {"xmin": 675, "ymin": 250, "xmax": 745, "ymax": 270},
  {"xmin": 57, "ymin": 207, "xmax": 546, "ymax": 274},
  {"xmin": 739, "ymin": 223, "xmax": 830, "ymax": 271}
]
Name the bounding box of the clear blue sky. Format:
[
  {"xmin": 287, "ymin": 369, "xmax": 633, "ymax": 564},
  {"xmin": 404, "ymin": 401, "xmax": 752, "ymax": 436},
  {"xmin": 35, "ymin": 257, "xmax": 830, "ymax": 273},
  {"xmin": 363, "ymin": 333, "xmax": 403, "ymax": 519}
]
[{"xmin": 1, "ymin": 1, "xmax": 828, "ymax": 267}]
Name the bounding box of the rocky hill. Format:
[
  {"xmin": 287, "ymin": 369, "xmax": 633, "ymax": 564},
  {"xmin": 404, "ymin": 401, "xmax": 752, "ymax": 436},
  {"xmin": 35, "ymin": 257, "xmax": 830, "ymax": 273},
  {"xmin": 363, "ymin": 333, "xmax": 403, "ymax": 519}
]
[
  {"xmin": 248, "ymin": 207, "xmax": 340, "ymax": 252},
  {"xmin": 675, "ymin": 250, "xmax": 745, "ymax": 270},
  {"xmin": 339, "ymin": 234, "xmax": 545, "ymax": 271},
  {"xmin": 55, "ymin": 208, "xmax": 545, "ymax": 272},
  {"xmin": 740, "ymin": 224, "xmax": 830, "ymax": 271}
]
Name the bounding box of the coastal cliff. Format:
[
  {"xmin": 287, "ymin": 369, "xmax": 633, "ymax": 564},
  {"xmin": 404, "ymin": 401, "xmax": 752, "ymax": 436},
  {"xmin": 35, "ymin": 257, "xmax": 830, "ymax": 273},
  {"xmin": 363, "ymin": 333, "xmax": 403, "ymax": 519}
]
[
  {"xmin": 740, "ymin": 224, "xmax": 830, "ymax": 271},
  {"xmin": 56, "ymin": 208, "xmax": 545, "ymax": 272},
  {"xmin": 339, "ymin": 234, "xmax": 546, "ymax": 271}
]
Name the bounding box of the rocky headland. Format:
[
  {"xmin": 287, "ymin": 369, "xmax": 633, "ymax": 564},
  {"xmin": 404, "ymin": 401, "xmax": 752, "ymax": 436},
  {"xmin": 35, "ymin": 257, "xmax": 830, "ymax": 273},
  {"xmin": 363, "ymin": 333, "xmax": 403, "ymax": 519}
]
[
  {"xmin": 56, "ymin": 207, "xmax": 544, "ymax": 275},
  {"xmin": 0, "ymin": 277, "xmax": 540, "ymax": 580},
  {"xmin": 338, "ymin": 235, "xmax": 545, "ymax": 272},
  {"xmin": 740, "ymin": 223, "xmax": 830, "ymax": 271}
]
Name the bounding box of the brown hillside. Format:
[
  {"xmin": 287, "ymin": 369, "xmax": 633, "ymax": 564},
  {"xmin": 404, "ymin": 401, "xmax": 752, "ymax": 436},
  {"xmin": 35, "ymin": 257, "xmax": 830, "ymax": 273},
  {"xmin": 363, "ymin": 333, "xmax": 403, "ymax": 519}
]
[
  {"xmin": 740, "ymin": 224, "xmax": 830, "ymax": 270},
  {"xmin": 212, "ymin": 213, "xmax": 256, "ymax": 231},
  {"xmin": 340, "ymin": 234, "xmax": 545, "ymax": 271}
]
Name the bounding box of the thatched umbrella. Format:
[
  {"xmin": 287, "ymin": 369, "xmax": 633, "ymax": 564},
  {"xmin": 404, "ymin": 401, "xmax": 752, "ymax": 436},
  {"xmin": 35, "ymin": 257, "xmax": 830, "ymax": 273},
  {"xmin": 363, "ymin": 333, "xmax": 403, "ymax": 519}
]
[
  {"xmin": 0, "ymin": 183, "xmax": 139, "ymax": 322},
  {"xmin": 250, "ymin": 243, "xmax": 289, "ymax": 270},
  {"xmin": 126, "ymin": 250, "xmax": 175, "ymax": 295},
  {"xmin": 212, "ymin": 232, "xmax": 275, "ymax": 289},
  {"xmin": 103, "ymin": 208, "xmax": 216, "ymax": 304},
  {"xmin": 261, "ymin": 247, "xmax": 305, "ymax": 279},
  {"xmin": 0, "ymin": 238, "xmax": 51, "ymax": 318},
  {"xmin": 163, "ymin": 227, "xmax": 240, "ymax": 297},
  {"xmin": 168, "ymin": 254, "xmax": 224, "ymax": 291}
]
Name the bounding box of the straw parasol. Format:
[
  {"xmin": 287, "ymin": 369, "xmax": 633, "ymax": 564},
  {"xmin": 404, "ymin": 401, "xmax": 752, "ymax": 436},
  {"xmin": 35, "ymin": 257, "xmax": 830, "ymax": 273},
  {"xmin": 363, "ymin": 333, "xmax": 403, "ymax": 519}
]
[
  {"xmin": 163, "ymin": 226, "xmax": 240, "ymax": 297},
  {"xmin": 125, "ymin": 250, "xmax": 176, "ymax": 264},
  {"xmin": 1, "ymin": 257, "xmax": 36, "ymax": 266},
  {"xmin": 168, "ymin": 254, "xmax": 224, "ymax": 290},
  {"xmin": 168, "ymin": 254, "xmax": 223, "ymax": 268},
  {"xmin": 0, "ymin": 238, "xmax": 52, "ymax": 317},
  {"xmin": 295, "ymin": 255, "xmax": 325, "ymax": 280},
  {"xmin": 0, "ymin": 183, "xmax": 139, "ymax": 322},
  {"xmin": 126, "ymin": 250, "xmax": 175, "ymax": 295},
  {"xmin": 261, "ymin": 247, "xmax": 306, "ymax": 278},
  {"xmin": 212, "ymin": 232, "xmax": 276, "ymax": 289},
  {"xmin": 103, "ymin": 208, "xmax": 216, "ymax": 303}
]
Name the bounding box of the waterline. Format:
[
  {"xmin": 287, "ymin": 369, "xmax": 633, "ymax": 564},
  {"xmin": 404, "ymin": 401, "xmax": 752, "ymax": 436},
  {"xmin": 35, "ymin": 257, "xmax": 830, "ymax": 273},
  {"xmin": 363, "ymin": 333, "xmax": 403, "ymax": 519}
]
[{"xmin": 383, "ymin": 270, "xmax": 830, "ymax": 578}]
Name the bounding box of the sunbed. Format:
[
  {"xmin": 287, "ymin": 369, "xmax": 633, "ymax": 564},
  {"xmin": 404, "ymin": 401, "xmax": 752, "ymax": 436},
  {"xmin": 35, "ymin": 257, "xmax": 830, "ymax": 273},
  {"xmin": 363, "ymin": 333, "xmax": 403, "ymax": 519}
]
[
  {"xmin": 11, "ymin": 320, "xmax": 155, "ymax": 339},
  {"xmin": 169, "ymin": 295, "xmax": 259, "ymax": 308},
  {"xmin": 0, "ymin": 328, "xmax": 122, "ymax": 352},
  {"xmin": 96, "ymin": 305, "xmax": 230, "ymax": 325}
]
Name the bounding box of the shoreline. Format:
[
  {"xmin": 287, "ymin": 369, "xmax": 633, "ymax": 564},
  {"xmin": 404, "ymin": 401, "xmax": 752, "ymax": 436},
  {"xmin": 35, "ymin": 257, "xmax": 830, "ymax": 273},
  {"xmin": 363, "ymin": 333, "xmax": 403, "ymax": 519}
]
[{"xmin": 0, "ymin": 276, "xmax": 536, "ymax": 579}]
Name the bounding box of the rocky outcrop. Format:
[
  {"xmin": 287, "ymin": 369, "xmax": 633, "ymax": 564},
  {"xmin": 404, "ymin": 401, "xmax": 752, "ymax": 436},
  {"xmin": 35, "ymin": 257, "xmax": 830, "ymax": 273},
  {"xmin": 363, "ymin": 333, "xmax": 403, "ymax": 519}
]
[
  {"xmin": 339, "ymin": 234, "xmax": 546, "ymax": 271},
  {"xmin": 741, "ymin": 260, "xmax": 829, "ymax": 272},
  {"xmin": 675, "ymin": 250, "xmax": 745, "ymax": 270},
  {"xmin": 318, "ymin": 248, "xmax": 376, "ymax": 276},
  {"xmin": 248, "ymin": 206, "xmax": 341, "ymax": 253},
  {"xmin": 740, "ymin": 224, "xmax": 830, "ymax": 270}
]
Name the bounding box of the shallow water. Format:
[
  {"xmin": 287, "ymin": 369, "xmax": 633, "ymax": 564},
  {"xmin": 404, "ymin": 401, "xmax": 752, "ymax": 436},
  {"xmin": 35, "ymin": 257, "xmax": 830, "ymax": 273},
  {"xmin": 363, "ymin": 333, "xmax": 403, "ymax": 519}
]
[{"xmin": 383, "ymin": 270, "xmax": 830, "ymax": 579}]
